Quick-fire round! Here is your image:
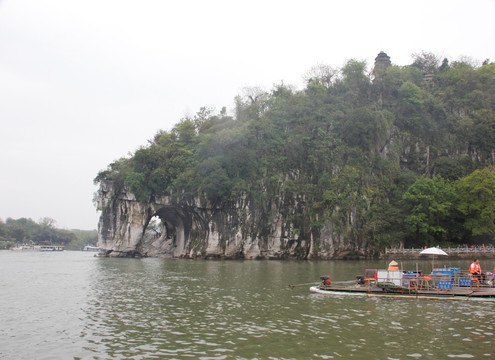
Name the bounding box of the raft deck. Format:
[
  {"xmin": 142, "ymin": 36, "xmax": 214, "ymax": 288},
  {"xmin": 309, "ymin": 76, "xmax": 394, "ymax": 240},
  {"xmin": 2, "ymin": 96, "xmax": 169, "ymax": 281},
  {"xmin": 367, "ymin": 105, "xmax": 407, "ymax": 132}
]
[{"xmin": 311, "ymin": 284, "xmax": 495, "ymax": 301}]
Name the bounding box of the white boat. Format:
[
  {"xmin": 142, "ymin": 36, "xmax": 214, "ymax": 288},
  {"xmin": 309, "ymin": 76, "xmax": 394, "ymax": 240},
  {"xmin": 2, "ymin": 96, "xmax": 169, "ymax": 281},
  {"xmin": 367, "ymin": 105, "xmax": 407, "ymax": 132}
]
[
  {"xmin": 82, "ymin": 245, "xmax": 100, "ymax": 252},
  {"xmin": 10, "ymin": 245, "xmax": 35, "ymax": 251},
  {"xmin": 38, "ymin": 245, "xmax": 64, "ymax": 251},
  {"xmin": 10, "ymin": 244, "xmax": 63, "ymax": 251}
]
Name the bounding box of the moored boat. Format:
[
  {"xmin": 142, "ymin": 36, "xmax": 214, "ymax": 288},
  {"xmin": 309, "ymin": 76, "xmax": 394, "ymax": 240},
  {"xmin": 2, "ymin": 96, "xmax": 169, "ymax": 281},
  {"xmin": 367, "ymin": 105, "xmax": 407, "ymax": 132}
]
[
  {"xmin": 38, "ymin": 245, "xmax": 64, "ymax": 251},
  {"xmin": 82, "ymin": 245, "xmax": 100, "ymax": 252},
  {"xmin": 310, "ymin": 267, "xmax": 495, "ymax": 302},
  {"xmin": 10, "ymin": 243, "xmax": 64, "ymax": 251},
  {"xmin": 10, "ymin": 244, "xmax": 35, "ymax": 251}
]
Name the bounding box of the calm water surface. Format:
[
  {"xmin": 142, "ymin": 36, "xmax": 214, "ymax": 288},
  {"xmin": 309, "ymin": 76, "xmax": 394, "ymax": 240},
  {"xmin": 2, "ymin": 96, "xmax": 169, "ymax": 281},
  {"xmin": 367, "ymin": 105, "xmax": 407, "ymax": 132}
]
[{"xmin": 1, "ymin": 251, "xmax": 495, "ymax": 359}]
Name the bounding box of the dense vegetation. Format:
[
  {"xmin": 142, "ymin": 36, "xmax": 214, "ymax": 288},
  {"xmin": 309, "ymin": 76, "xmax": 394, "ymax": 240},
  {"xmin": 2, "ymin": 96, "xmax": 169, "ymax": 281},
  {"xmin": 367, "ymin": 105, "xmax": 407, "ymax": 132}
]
[
  {"xmin": 95, "ymin": 52, "xmax": 495, "ymax": 251},
  {"xmin": 0, "ymin": 217, "xmax": 97, "ymax": 250}
]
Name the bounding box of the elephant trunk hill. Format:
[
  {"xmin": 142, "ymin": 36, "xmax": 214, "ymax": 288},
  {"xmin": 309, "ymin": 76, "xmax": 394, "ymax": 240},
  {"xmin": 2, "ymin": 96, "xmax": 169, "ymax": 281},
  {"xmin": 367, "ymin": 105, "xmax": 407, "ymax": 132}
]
[{"xmin": 95, "ymin": 52, "xmax": 495, "ymax": 258}]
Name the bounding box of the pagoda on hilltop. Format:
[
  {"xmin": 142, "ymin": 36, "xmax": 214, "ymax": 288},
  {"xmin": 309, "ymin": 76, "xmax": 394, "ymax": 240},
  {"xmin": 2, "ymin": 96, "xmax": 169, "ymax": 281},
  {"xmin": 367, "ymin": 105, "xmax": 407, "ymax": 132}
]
[
  {"xmin": 374, "ymin": 51, "xmax": 391, "ymax": 67},
  {"xmin": 373, "ymin": 51, "xmax": 392, "ymax": 106}
]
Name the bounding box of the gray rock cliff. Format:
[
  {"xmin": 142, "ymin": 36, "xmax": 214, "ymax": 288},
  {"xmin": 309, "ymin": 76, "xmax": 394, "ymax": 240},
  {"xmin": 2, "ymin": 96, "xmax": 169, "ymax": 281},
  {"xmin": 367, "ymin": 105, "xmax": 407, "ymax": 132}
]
[{"xmin": 96, "ymin": 179, "xmax": 368, "ymax": 259}]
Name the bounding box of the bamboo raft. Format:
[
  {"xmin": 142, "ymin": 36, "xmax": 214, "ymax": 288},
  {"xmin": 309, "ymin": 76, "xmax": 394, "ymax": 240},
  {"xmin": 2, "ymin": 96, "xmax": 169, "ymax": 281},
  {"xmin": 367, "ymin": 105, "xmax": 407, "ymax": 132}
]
[
  {"xmin": 307, "ymin": 268, "xmax": 495, "ymax": 302},
  {"xmin": 310, "ymin": 285, "xmax": 495, "ymax": 302}
]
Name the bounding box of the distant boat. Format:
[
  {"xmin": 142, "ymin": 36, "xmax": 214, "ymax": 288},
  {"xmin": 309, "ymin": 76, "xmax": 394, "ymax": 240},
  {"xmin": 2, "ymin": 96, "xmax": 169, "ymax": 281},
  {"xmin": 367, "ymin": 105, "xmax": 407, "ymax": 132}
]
[
  {"xmin": 10, "ymin": 244, "xmax": 64, "ymax": 251},
  {"xmin": 82, "ymin": 245, "xmax": 100, "ymax": 252},
  {"xmin": 38, "ymin": 245, "xmax": 64, "ymax": 251},
  {"xmin": 10, "ymin": 245, "xmax": 35, "ymax": 251}
]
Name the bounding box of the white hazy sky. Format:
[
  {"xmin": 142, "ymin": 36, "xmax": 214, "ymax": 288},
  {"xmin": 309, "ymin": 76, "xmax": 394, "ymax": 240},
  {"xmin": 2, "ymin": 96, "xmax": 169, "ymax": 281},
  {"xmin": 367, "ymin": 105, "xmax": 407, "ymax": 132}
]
[{"xmin": 1, "ymin": 0, "xmax": 494, "ymax": 230}]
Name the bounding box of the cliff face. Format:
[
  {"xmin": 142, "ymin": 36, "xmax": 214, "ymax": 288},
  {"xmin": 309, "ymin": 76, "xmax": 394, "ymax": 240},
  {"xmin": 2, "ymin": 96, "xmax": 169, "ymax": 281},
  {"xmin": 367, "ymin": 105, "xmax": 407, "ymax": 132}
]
[{"xmin": 96, "ymin": 179, "xmax": 366, "ymax": 259}]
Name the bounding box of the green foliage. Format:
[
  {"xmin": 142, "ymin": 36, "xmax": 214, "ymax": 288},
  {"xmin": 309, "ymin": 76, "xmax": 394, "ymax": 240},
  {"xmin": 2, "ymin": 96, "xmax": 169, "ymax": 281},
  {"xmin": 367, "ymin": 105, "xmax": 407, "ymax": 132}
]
[
  {"xmin": 397, "ymin": 81, "xmax": 425, "ymax": 134},
  {"xmin": 197, "ymin": 158, "xmax": 232, "ymax": 201},
  {"xmin": 0, "ymin": 217, "xmax": 81, "ymax": 247},
  {"xmin": 456, "ymin": 168, "xmax": 495, "ymax": 236},
  {"xmin": 339, "ymin": 107, "xmax": 389, "ymax": 151},
  {"xmin": 401, "ymin": 176, "xmax": 456, "ymax": 246},
  {"xmin": 71, "ymin": 229, "xmax": 98, "ymax": 248},
  {"xmin": 432, "ymin": 157, "xmax": 467, "ymax": 181},
  {"xmin": 411, "ymin": 52, "xmax": 441, "ymax": 75},
  {"xmin": 339, "ymin": 59, "xmax": 371, "ymax": 105}
]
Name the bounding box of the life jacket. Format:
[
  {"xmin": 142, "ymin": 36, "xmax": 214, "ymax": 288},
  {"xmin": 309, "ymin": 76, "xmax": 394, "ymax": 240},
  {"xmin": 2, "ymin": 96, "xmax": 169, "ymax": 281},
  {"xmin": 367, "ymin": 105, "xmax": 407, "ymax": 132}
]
[
  {"xmin": 470, "ymin": 262, "xmax": 481, "ymax": 274},
  {"xmin": 325, "ymin": 276, "xmax": 331, "ymax": 285}
]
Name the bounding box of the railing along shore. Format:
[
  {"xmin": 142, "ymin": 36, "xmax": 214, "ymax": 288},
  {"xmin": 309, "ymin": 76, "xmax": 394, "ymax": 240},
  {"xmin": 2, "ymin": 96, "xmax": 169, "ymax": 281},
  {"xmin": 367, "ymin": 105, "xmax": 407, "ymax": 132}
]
[{"xmin": 386, "ymin": 247, "xmax": 495, "ymax": 255}]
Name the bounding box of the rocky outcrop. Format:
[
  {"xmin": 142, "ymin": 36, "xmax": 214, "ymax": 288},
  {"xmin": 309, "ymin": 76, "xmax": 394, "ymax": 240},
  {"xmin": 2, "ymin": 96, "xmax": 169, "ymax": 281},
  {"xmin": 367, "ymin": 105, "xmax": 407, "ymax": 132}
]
[{"xmin": 96, "ymin": 179, "xmax": 369, "ymax": 259}]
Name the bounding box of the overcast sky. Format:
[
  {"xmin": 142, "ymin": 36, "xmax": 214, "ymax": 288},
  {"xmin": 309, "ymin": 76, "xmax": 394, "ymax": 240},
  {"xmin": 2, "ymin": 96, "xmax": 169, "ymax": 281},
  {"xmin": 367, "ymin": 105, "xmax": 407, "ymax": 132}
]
[{"xmin": 1, "ymin": 0, "xmax": 494, "ymax": 230}]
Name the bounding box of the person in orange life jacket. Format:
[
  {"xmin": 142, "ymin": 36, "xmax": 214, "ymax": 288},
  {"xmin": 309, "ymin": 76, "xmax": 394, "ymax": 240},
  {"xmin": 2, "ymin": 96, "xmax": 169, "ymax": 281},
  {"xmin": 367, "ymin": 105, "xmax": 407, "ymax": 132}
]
[
  {"xmin": 388, "ymin": 260, "xmax": 399, "ymax": 271},
  {"xmin": 320, "ymin": 275, "xmax": 331, "ymax": 286},
  {"xmin": 469, "ymin": 259, "xmax": 485, "ymax": 282}
]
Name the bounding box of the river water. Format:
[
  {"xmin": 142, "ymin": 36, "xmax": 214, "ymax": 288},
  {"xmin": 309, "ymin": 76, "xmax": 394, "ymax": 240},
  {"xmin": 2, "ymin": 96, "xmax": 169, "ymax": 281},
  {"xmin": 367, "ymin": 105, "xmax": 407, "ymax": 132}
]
[{"xmin": 1, "ymin": 251, "xmax": 495, "ymax": 359}]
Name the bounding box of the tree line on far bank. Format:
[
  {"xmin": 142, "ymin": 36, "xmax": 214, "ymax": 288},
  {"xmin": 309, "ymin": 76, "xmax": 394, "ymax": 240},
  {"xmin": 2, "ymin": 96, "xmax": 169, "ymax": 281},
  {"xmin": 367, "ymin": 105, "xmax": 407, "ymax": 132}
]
[{"xmin": 0, "ymin": 217, "xmax": 97, "ymax": 250}]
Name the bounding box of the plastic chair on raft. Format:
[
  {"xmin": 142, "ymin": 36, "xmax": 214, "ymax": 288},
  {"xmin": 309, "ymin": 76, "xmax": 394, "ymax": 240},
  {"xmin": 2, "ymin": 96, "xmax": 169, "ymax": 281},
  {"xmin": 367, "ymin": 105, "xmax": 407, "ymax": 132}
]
[
  {"xmin": 470, "ymin": 275, "xmax": 481, "ymax": 289},
  {"xmin": 419, "ymin": 275, "xmax": 433, "ymax": 290},
  {"xmin": 459, "ymin": 276, "xmax": 480, "ymax": 289},
  {"xmin": 408, "ymin": 278, "xmax": 419, "ymax": 291}
]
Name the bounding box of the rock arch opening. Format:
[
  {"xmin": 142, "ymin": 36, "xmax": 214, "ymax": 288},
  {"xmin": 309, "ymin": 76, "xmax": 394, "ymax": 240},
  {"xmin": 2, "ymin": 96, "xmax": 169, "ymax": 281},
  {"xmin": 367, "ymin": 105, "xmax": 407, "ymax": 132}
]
[
  {"xmin": 138, "ymin": 206, "xmax": 186, "ymax": 257},
  {"xmin": 142, "ymin": 217, "xmax": 163, "ymax": 242}
]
